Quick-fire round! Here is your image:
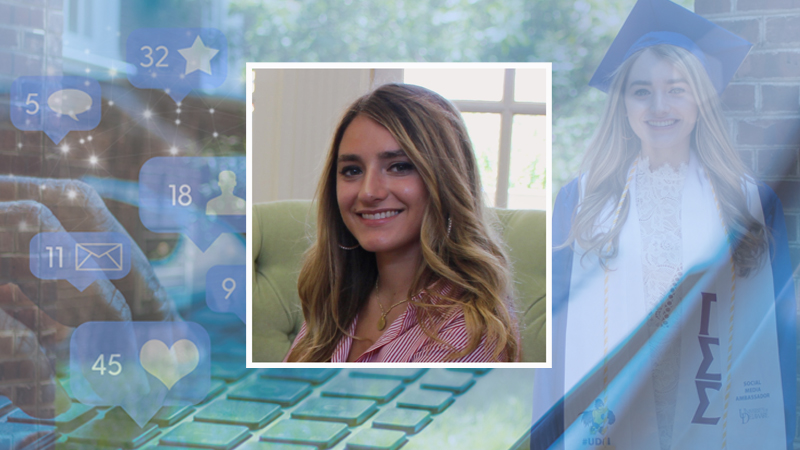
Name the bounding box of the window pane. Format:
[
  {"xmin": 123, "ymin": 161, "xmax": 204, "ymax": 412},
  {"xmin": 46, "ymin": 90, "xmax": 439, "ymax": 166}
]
[
  {"xmin": 514, "ymin": 69, "xmax": 547, "ymax": 103},
  {"xmin": 462, "ymin": 112, "xmax": 501, "ymax": 207},
  {"xmin": 404, "ymin": 69, "xmax": 504, "ymax": 101},
  {"xmin": 508, "ymin": 115, "xmax": 546, "ymax": 210}
]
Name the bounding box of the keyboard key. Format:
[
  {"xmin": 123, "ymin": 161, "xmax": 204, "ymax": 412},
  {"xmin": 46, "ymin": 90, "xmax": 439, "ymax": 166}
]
[
  {"xmin": 194, "ymin": 399, "xmax": 281, "ymax": 429},
  {"xmin": 160, "ymin": 422, "xmax": 250, "ymax": 450},
  {"xmin": 236, "ymin": 441, "xmax": 318, "ymax": 450},
  {"xmin": 447, "ymin": 368, "xmax": 491, "ymax": 375},
  {"xmin": 0, "ymin": 396, "xmax": 15, "ymax": 417},
  {"xmin": 58, "ymin": 443, "xmax": 119, "ymax": 450},
  {"xmin": 239, "ymin": 443, "xmax": 316, "ymax": 450},
  {"xmin": 371, "ymin": 408, "xmax": 431, "ymax": 434},
  {"xmin": 291, "ymin": 397, "xmax": 377, "ymax": 426},
  {"xmin": 7, "ymin": 402, "xmax": 96, "ymax": 433},
  {"xmin": 199, "ymin": 379, "xmax": 227, "ymax": 405},
  {"xmin": 150, "ymin": 405, "xmax": 194, "ymax": 427},
  {"xmin": 346, "ymin": 428, "xmax": 407, "ymax": 450},
  {"xmin": 151, "ymin": 447, "xmax": 211, "ymax": 450},
  {"xmin": 228, "ymin": 380, "xmax": 311, "ymax": 407},
  {"xmin": 396, "ymin": 389, "xmax": 453, "ymax": 414},
  {"xmin": 349, "ymin": 369, "xmax": 426, "ymax": 382},
  {"xmin": 321, "ymin": 377, "xmax": 403, "ymax": 404},
  {"xmin": 0, "ymin": 422, "xmax": 57, "ymax": 449},
  {"xmin": 212, "ymin": 361, "xmax": 251, "ymax": 383},
  {"xmin": 68, "ymin": 406, "xmax": 159, "ymax": 448},
  {"xmin": 260, "ymin": 419, "xmax": 348, "ymax": 449},
  {"xmin": 419, "ymin": 370, "xmax": 475, "ymax": 394},
  {"xmin": 259, "ymin": 368, "xmax": 339, "ymax": 385}
]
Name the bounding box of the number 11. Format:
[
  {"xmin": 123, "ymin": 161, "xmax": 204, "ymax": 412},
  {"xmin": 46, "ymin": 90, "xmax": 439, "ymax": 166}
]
[{"xmin": 46, "ymin": 246, "xmax": 63, "ymax": 268}]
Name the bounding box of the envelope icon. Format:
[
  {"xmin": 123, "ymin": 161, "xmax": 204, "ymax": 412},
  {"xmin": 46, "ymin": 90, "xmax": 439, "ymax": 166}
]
[{"xmin": 75, "ymin": 243, "xmax": 123, "ymax": 271}]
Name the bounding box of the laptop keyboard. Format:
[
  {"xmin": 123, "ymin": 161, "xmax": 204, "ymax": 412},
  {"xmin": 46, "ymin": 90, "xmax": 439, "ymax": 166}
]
[{"xmin": 0, "ymin": 308, "xmax": 493, "ymax": 450}]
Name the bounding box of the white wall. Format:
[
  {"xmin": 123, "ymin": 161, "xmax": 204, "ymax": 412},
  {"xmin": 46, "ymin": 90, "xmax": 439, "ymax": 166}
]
[{"xmin": 252, "ymin": 69, "xmax": 402, "ymax": 203}]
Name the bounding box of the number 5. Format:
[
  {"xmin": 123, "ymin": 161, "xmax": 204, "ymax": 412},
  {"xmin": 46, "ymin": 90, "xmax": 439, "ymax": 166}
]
[
  {"xmin": 25, "ymin": 93, "xmax": 39, "ymax": 115},
  {"xmin": 108, "ymin": 354, "xmax": 122, "ymax": 376}
]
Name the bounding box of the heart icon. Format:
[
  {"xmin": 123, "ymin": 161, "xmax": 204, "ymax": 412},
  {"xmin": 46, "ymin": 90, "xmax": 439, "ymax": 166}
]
[{"xmin": 139, "ymin": 339, "xmax": 199, "ymax": 389}]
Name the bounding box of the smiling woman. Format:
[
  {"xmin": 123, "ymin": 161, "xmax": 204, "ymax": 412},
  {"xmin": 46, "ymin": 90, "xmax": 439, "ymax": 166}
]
[
  {"xmin": 283, "ymin": 83, "xmax": 520, "ymax": 363},
  {"xmin": 542, "ymin": 0, "xmax": 797, "ymax": 447}
]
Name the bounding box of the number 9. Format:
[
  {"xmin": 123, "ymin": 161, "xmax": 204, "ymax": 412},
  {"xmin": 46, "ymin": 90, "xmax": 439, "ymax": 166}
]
[{"xmin": 222, "ymin": 278, "xmax": 236, "ymax": 300}]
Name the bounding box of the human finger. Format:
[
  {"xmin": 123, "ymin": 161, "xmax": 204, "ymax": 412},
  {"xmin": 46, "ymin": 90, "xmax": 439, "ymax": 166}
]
[
  {"xmin": 0, "ymin": 177, "xmax": 177, "ymax": 321},
  {"xmin": 0, "ymin": 200, "xmax": 132, "ymax": 326},
  {"xmin": 0, "ymin": 303, "xmax": 71, "ymax": 419}
]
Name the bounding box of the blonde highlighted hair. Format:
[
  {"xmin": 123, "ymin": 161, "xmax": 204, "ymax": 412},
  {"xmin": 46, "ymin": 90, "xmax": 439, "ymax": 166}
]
[
  {"xmin": 568, "ymin": 45, "xmax": 767, "ymax": 275},
  {"xmin": 286, "ymin": 83, "xmax": 519, "ymax": 362}
]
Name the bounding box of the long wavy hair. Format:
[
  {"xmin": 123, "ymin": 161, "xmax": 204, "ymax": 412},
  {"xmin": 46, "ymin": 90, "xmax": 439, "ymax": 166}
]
[
  {"xmin": 568, "ymin": 44, "xmax": 767, "ymax": 275},
  {"xmin": 286, "ymin": 83, "xmax": 519, "ymax": 362}
]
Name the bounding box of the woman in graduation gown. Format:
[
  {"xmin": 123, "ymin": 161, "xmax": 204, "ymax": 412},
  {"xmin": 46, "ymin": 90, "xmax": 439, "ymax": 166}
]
[{"xmin": 538, "ymin": 0, "xmax": 797, "ymax": 448}]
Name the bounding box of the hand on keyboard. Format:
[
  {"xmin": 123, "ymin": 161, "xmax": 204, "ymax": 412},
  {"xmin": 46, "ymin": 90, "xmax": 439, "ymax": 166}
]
[{"xmin": 0, "ymin": 176, "xmax": 179, "ymax": 418}]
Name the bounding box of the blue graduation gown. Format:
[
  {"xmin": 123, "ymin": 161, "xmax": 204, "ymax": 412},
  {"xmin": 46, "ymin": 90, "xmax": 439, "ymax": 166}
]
[{"xmin": 535, "ymin": 178, "xmax": 796, "ymax": 449}]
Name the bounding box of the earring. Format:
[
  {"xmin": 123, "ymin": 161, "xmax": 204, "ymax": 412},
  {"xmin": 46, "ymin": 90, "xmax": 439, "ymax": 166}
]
[
  {"xmin": 339, "ymin": 242, "xmax": 359, "ymax": 250},
  {"xmin": 446, "ymin": 217, "xmax": 452, "ymax": 238}
]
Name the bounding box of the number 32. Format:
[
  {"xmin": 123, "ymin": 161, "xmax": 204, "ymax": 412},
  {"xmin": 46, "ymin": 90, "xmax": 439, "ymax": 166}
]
[{"xmin": 140, "ymin": 45, "xmax": 169, "ymax": 68}]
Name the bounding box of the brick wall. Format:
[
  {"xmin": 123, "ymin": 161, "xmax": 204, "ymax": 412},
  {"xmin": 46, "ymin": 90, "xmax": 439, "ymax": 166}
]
[
  {"xmin": 696, "ymin": 0, "xmax": 800, "ymax": 446},
  {"xmin": 0, "ymin": 0, "xmax": 63, "ymax": 419},
  {"xmin": 702, "ymin": 0, "xmax": 800, "ymax": 285}
]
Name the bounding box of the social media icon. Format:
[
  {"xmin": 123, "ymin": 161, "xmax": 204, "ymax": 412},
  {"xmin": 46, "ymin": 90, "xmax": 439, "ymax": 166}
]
[
  {"xmin": 75, "ymin": 243, "xmax": 124, "ymax": 271},
  {"xmin": 139, "ymin": 157, "xmax": 245, "ymax": 251},
  {"xmin": 126, "ymin": 28, "xmax": 227, "ymax": 103},
  {"xmin": 48, "ymin": 89, "xmax": 93, "ymax": 120},
  {"xmin": 206, "ymin": 265, "xmax": 245, "ymax": 322},
  {"xmin": 30, "ymin": 232, "xmax": 131, "ymax": 291},
  {"xmin": 70, "ymin": 322, "xmax": 211, "ymax": 427},
  {"xmin": 10, "ymin": 76, "xmax": 102, "ymax": 143},
  {"xmin": 140, "ymin": 339, "xmax": 200, "ymax": 389}
]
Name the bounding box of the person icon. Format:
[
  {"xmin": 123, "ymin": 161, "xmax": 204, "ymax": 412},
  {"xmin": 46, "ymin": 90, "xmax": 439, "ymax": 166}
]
[{"xmin": 206, "ymin": 170, "xmax": 246, "ymax": 215}]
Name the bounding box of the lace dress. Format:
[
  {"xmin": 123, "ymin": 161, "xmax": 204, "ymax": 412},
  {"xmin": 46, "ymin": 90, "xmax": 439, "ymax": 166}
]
[{"xmin": 635, "ymin": 156, "xmax": 686, "ymax": 450}]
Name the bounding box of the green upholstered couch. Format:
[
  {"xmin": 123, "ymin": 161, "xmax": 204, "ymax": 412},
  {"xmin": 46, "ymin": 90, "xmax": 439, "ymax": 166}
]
[{"xmin": 252, "ymin": 200, "xmax": 547, "ymax": 362}]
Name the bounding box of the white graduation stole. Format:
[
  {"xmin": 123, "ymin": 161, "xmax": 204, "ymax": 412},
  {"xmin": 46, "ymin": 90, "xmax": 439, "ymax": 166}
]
[{"xmin": 563, "ymin": 156, "xmax": 786, "ymax": 449}]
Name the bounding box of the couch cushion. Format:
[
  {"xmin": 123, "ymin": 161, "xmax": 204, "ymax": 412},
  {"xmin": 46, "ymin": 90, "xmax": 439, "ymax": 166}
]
[{"xmin": 252, "ymin": 201, "xmax": 546, "ymax": 362}]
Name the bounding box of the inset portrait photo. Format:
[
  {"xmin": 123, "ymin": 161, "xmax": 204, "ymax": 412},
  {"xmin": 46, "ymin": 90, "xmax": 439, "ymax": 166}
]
[{"xmin": 246, "ymin": 65, "xmax": 551, "ymax": 367}]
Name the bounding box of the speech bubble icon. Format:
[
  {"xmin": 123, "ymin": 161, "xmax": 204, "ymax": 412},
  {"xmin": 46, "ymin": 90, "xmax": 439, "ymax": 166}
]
[
  {"xmin": 29, "ymin": 232, "xmax": 132, "ymax": 291},
  {"xmin": 48, "ymin": 89, "xmax": 92, "ymax": 121},
  {"xmin": 206, "ymin": 265, "xmax": 245, "ymax": 322},
  {"xmin": 139, "ymin": 157, "xmax": 246, "ymax": 251},
  {"xmin": 126, "ymin": 28, "xmax": 227, "ymax": 103},
  {"xmin": 140, "ymin": 339, "xmax": 199, "ymax": 389},
  {"xmin": 70, "ymin": 322, "xmax": 211, "ymax": 427},
  {"xmin": 10, "ymin": 76, "xmax": 101, "ymax": 143}
]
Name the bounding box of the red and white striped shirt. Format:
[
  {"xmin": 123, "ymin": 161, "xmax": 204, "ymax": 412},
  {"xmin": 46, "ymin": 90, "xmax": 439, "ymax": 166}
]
[{"xmin": 286, "ymin": 283, "xmax": 512, "ymax": 362}]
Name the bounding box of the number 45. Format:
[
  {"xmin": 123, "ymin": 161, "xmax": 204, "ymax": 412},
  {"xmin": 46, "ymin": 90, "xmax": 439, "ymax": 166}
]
[{"xmin": 92, "ymin": 354, "xmax": 122, "ymax": 376}]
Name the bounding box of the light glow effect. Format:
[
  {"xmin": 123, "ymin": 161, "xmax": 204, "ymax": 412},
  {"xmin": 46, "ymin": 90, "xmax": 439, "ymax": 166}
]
[
  {"xmin": 60, "ymin": 144, "xmax": 70, "ymax": 153},
  {"xmin": 89, "ymin": 155, "xmax": 98, "ymax": 165},
  {"xmin": 143, "ymin": 109, "xmax": 153, "ymax": 119}
]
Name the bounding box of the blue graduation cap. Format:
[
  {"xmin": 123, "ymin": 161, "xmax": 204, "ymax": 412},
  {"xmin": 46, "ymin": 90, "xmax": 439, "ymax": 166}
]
[{"xmin": 589, "ymin": 0, "xmax": 752, "ymax": 94}]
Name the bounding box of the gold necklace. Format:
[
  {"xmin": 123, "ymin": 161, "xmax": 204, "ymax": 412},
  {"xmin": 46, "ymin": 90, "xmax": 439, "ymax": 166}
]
[{"xmin": 375, "ymin": 280, "xmax": 409, "ymax": 331}]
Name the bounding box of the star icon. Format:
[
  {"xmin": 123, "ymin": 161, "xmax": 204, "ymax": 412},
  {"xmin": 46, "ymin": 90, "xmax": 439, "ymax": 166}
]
[{"xmin": 178, "ymin": 36, "xmax": 219, "ymax": 75}]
